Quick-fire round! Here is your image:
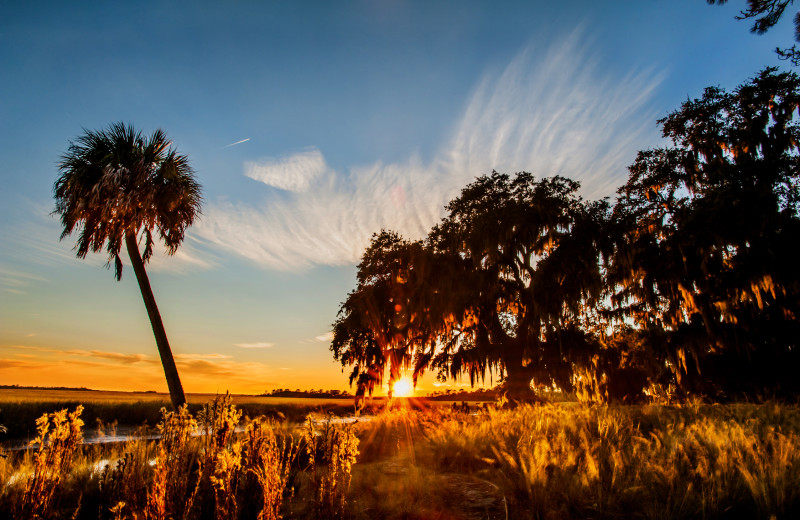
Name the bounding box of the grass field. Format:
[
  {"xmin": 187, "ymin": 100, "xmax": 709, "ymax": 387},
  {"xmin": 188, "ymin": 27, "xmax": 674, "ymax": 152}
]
[
  {"xmin": 0, "ymin": 389, "xmax": 359, "ymax": 441},
  {"xmin": 0, "ymin": 389, "xmax": 473, "ymax": 441},
  {"xmin": 1, "ymin": 395, "xmax": 799, "ymax": 519},
  {"xmin": 0, "ymin": 388, "xmax": 360, "ymax": 406}
]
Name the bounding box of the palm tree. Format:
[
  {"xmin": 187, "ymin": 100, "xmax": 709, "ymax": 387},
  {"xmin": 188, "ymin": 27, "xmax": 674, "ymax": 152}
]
[{"xmin": 54, "ymin": 122, "xmax": 202, "ymax": 409}]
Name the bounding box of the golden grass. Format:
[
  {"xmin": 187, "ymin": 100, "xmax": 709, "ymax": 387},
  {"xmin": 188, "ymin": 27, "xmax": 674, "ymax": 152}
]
[
  {"xmin": 0, "ymin": 389, "xmax": 172, "ymax": 404},
  {"xmin": 1, "ymin": 399, "xmax": 799, "ymax": 519},
  {"xmin": 0, "ymin": 390, "xmax": 359, "ymax": 441},
  {"xmin": 413, "ymin": 403, "xmax": 800, "ymax": 519},
  {"xmin": 17, "ymin": 406, "xmax": 84, "ymax": 519},
  {"xmin": 304, "ymin": 416, "xmax": 359, "ymax": 519},
  {"xmin": 239, "ymin": 418, "xmax": 300, "ymax": 520},
  {"xmin": 0, "ymin": 388, "xmax": 354, "ymax": 406}
]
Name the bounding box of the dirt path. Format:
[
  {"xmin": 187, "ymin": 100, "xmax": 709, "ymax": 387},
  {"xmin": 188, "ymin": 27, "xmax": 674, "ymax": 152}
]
[{"xmin": 348, "ymin": 455, "xmax": 507, "ymax": 520}]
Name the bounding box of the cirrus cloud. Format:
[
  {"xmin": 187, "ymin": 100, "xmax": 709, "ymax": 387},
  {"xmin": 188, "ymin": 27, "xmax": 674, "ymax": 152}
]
[
  {"xmin": 244, "ymin": 148, "xmax": 328, "ymax": 192},
  {"xmin": 198, "ymin": 30, "xmax": 663, "ymax": 271},
  {"xmin": 234, "ymin": 342, "xmax": 274, "ymax": 349}
]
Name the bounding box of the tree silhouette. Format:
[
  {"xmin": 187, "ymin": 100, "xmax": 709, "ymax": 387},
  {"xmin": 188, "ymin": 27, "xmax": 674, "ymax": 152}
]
[
  {"xmin": 54, "ymin": 122, "xmax": 201, "ymax": 409},
  {"xmin": 709, "ymin": 0, "xmax": 800, "ymax": 64},
  {"xmin": 332, "ymin": 172, "xmax": 609, "ymax": 403},
  {"xmin": 609, "ymin": 68, "xmax": 800, "ymax": 398}
]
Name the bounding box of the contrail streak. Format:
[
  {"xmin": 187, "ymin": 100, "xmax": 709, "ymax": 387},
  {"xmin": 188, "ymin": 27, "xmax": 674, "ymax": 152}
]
[{"xmin": 224, "ymin": 138, "xmax": 251, "ymax": 148}]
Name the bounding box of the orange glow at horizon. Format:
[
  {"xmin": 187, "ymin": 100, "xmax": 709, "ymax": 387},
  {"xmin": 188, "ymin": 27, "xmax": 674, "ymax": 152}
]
[{"xmin": 0, "ymin": 345, "xmax": 490, "ymax": 396}]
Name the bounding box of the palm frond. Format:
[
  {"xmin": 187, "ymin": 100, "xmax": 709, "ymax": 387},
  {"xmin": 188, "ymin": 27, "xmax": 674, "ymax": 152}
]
[{"xmin": 54, "ymin": 122, "xmax": 202, "ymax": 279}]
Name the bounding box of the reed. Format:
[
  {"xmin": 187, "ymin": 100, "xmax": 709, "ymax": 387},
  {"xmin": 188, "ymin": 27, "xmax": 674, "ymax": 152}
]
[
  {"xmin": 239, "ymin": 417, "xmax": 300, "ymax": 520},
  {"xmin": 0, "ymin": 397, "xmax": 354, "ymax": 441},
  {"xmin": 304, "ymin": 415, "xmax": 360, "ymax": 519},
  {"xmin": 18, "ymin": 405, "xmax": 85, "ymax": 519},
  {"xmin": 1, "ymin": 399, "xmax": 798, "ymax": 519},
  {"xmin": 147, "ymin": 405, "xmax": 200, "ymax": 520},
  {"xmin": 413, "ymin": 403, "xmax": 800, "ymax": 519}
]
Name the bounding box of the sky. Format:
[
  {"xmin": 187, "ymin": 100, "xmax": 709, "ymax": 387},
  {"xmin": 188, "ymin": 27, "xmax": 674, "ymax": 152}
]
[{"xmin": 0, "ymin": 0, "xmax": 793, "ymax": 395}]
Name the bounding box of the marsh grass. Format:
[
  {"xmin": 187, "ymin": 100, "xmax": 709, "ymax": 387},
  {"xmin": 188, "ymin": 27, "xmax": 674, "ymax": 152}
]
[
  {"xmin": 413, "ymin": 403, "xmax": 800, "ymax": 519},
  {"xmin": 0, "ymin": 398, "xmax": 311, "ymax": 519},
  {"xmin": 1, "ymin": 400, "xmax": 799, "ymax": 519},
  {"xmin": 0, "ymin": 398, "xmax": 356, "ymax": 442},
  {"xmin": 303, "ymin": 415, "xmax": 360, "ymax": 519},
  {"xmin": 17, "ymin": 405, "xmax": 85, "ymax": 519},
  {"xmin": 238, "ymin": 418, "xmax": 300, "ymax": 520},
  {"xmin": 0, "ymin": 401, "xmax": 167, "ymax": 440}
]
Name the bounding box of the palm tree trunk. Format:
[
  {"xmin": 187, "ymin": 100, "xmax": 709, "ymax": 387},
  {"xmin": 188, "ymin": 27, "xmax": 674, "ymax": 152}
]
[{"xmin": 125, "ymin": 231, "xmax": 187, "ymax": 409}]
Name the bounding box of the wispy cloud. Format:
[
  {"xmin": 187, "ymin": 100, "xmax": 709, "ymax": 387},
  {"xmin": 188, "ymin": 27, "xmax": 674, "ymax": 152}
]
[
  {"xmin": 244, "ymin": 148, "xmax": 328, "ymax": 192},
  {"xmin": 0, "ymin": 266, "xmax": 47, "ymax": 286},
  {"xmin": 175, "ymin": 357, "xmax": 275, "ymax": 390},
  {"xmin": 175, "ymin": 353, "xmax": 232, "ymax": 360},
  {"xmin": 0, "ymin": 265, "xmax": 44, "ymax": 295},
  {"xmin": 224, "ymin": 138, "xmax": 251, "ymax": 148},
  {"xmin": 0, "ymin": 358, "xmax": 57, "ymax": 370},
  {"xmin": 233, "ymin": 342, "xmax": 274, "ymax": 349},
  {"xmin": 8, "ymin": 345, "xmax": 156, "ymax": 365},
  {"xmin": 0, "ymin": 349, "xmax": 274, "ymax": 393},
  {"xmin": 198, "ymin": 31, "xmax": 663, "ymax": 271},
  {"xmin": 87, "ymin": 350, "xmax": 153, "ymax": 364},
  {"xmin": 143, "ymin": 236, "xmax": 218, "ymax": 273},
  {"xmin": 2, "ymin": 200, "xmax": 216, "ymax": 275},
  {"xmin": 443, "ymin": 40, "xmax": 663, "ymax": 197},
  {"xmin": 0, "ymin": 203, "xmax": 84, "ymax": 268},
  {"xmin": 315, "ymin": 332, "xmax": 334, "ymax": 342}
]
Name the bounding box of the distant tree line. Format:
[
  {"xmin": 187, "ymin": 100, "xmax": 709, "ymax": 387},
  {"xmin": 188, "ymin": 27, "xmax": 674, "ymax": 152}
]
[
  {"xmin": 262, "ymin": 388, "xmax": 353, "ymax": 399},
  {"xmin": 0, "ymin": 385, "xmax": 93, "ymax": 391},
  {"xmin": 332, "ymin": 68, "xmax": 800, "ymax": 404},
  {"xmin": 425, "ymin": 388, "xmax": 499, "ymax": 401}
]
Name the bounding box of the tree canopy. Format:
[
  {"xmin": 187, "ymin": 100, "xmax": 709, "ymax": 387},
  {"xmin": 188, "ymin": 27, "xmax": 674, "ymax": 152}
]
[
  {"xmin": 609, "ymin": 67, "xmax": 800, "ymax": 398},
  {"xmin": 332, "ymin": 172, "xmax": 609, "ymax": 403},
  {"xmin": 55, "ymin": 122, "xmax": 201, "ymax": 281},
  {"xmin": 710, "ymin": 0, "xmax": 800, "ymax": 64},
  {"xmin": 333, "ymin": 68, "xmax": 800, "ymax": 403}
]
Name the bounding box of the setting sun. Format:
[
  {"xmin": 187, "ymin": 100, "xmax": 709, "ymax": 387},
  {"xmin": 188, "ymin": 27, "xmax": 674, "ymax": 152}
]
[{"xmin": 392, "ymin": 377, "xmax": 414, "ymax": 397}]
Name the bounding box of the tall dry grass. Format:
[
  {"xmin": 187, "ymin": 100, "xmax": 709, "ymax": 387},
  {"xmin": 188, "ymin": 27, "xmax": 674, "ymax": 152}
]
[
  {"xmin": 304, "ymin": 416, "xmax": 360, "ymax": 520},
  {"xmin": 416, "ymin": 402, "xmax": 800, "ymax": 519},
  {"xmin": 15, "ymin": 405, "xmax": 85, "ymax": 519},
  {"xmin": 0, "ymin": 397, "xmax": 354, "ymax": 441},
  {"xmin": 239, "ymin": 417, "xmax": 300, "ymax": 520},
  {"xmin": 1, "ymin": 399, "xmax": 798, "ymax": 519},
  {"xmin": 0, "ymin": 397, "xmax": 322, "ymax": 519}
]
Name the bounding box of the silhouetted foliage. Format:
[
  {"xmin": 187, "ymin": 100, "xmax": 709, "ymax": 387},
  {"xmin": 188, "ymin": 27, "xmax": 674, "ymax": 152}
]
[
  {"xmin": 424, "ymin": 388, "xmax": 499, "ymax": 401},
  {"xmin": 609, "ymin": 68, "xmax": 800, "ymax": 399},
  {"xmin": 54, "ymin": 122, "xmax": 201, "ymax": 409},
  {"xmin": 332, "ymin": 173, "xmax": 610, "ymax": 403},
  {"xmin": 709, "ymin": 0, "xmax": 800, "ymax": 64},
  {"xmin": 334, "ymin": 68, "xmax": 800, "ymax": 403},
  {"xmin": 262, "ymin": 389, "xmax": 353, "ymax": 399}
]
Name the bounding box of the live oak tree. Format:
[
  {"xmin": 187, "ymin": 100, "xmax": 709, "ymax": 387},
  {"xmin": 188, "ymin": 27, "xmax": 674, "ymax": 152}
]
[
  {"xmin": 334, "ymin": 70, "xmax": 800, "ymax": 403},
  {"xmin": 332, "ymin": 172, "xmax": 609, "ymax": 403},
  {"xmin": 54, "ymin": 123, "xmax": 201, "ymax": 409},
  {"xmin": 609, "ymin": 68, "xmax": 800, "ymax": 398},
  {"xmin": 331, "ymin": 231, "xmax": 432, "ymax": 399}
]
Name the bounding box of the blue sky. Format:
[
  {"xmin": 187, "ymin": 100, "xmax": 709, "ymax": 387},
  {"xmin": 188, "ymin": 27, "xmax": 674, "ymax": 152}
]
[{"xmin": 0, "ymin": 0, "xmax": 793, "ymax": 394}]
